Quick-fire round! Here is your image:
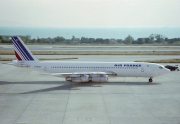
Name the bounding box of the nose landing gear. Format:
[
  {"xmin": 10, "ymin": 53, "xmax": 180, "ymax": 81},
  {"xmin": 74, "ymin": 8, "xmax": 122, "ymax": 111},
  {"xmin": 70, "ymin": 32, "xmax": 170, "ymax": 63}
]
[{"xmin": 149, "ymin": 78, "xmax": 153, "ymax": 82}]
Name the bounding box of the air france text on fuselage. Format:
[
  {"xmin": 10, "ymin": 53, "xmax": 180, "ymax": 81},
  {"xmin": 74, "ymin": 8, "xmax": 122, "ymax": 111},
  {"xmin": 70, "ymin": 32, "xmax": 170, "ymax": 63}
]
[{"xmin": 114, "ymin": 64, "xmax": 141, "ymax": 67}]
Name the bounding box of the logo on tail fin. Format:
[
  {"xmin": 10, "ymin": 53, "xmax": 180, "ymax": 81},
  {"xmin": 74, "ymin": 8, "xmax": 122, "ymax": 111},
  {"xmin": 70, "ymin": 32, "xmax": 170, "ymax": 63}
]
[
  {"xmin": 14, "ymin": 50, "xmax": 22, "ymax": 61},
  {"xmin": 12, "ymin": 36, "xmax": 37, "ymax": 61}
]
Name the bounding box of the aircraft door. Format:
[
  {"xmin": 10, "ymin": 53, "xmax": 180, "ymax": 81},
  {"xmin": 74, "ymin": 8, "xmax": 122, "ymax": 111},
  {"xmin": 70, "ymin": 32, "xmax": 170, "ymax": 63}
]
[
  {"xmin": 141, "ymin": 66, "xmax": 144, "ymax": 72},
  {"xmin": 144, "ymin": 64, "xmax": 151, "ymax": 76},
  {"xmin": 141, "ymin": 64, "xmax": 147, "ymax": 76}
]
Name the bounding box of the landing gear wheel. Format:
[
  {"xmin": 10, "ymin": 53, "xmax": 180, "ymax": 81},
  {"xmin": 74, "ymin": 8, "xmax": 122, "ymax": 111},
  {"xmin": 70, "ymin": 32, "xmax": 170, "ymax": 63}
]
[{"xmin": 149, "ymin": 78, "xmax": 153, "ymax": 83}]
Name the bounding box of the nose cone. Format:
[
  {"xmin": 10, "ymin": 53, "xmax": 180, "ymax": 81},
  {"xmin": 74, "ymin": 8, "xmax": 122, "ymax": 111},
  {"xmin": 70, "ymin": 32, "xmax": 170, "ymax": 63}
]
[
  {"xmin": 152, "ymin": 64, "xmax": 171, "ymax": 77},
  {"xmin": 156, "ymin": 66, "xmax": 170, "ymax": 76},
  {"xmin": 160, "ymin": 68, "xmax": 170, "ymax": 75}
]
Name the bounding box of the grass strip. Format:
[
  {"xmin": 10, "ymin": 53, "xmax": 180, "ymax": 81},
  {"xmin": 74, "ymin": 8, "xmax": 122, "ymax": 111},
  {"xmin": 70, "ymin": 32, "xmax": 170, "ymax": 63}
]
[
  {"xmin": 0, "ymin": 57, "xmax": 78, "ymax": 61},
  {"xmin": 135, "ymin": 59, "xmax": 180, "ymax": 63},
  {"xmin": 0, "ymin": 50, "xmax": 180, "ymax": 55}
]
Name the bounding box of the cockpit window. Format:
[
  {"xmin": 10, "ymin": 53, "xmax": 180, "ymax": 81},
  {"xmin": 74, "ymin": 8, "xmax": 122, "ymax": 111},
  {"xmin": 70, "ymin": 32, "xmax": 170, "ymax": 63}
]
[{"xmin": 159, "ymin": 66, "xmax": 163, "ymax": 69}]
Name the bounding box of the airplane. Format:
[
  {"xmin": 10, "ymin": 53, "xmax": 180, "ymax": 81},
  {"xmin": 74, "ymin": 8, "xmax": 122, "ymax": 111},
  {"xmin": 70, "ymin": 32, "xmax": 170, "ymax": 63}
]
[{"xmin": 11, "ymin": 36, "xmax": 170, "ymax": 83}]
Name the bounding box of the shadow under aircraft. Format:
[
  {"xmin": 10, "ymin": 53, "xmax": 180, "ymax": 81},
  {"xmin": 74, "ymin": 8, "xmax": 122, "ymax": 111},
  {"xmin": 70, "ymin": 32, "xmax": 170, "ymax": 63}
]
[{"xmin": 0, "ymin": 81, "xmax": 160, "ymax": 94}]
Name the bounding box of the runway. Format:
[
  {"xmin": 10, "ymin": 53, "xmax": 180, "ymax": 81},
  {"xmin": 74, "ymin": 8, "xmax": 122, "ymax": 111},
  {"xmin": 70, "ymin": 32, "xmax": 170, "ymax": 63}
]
[{"xmin": 0, "ymin": 63, "xmax": 180, "ymax": 124}]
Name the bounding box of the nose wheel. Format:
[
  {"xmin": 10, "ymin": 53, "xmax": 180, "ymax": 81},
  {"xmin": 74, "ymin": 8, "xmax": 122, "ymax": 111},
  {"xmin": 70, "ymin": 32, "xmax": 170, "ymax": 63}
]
[{"xmin": 149, "ymin": 78, "xmax": 153, "ymax": 82}]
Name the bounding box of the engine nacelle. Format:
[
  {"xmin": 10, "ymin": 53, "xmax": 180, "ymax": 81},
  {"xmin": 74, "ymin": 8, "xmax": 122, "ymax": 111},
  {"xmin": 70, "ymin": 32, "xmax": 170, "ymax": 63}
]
[
  {"xmin": 66, "ymin": 75, "xmax": 89, "ymax": 82},
  {"xmin": 91, "ymin": 75, "xmax": 108, "ymax": 82}
]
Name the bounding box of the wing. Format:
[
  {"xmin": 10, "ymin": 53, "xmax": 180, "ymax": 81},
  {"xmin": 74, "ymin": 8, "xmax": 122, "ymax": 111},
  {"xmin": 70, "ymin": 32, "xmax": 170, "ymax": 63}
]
[{"xmin": 51, "ymin": 71, "xmax": 117, "ymax": 77}]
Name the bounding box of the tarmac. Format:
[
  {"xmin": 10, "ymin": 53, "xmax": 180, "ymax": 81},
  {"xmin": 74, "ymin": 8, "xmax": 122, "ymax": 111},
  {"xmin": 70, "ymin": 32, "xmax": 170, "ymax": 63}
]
[{"xmin": 0, "ymin": 63, "xmax": 180, "ymax": 124}]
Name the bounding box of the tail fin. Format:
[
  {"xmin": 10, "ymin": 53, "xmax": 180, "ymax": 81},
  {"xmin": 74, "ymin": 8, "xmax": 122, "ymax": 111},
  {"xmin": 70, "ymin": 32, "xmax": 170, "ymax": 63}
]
[{"xmin": 11, "ymin": 36, "xmax": 39, "ymax": 61}]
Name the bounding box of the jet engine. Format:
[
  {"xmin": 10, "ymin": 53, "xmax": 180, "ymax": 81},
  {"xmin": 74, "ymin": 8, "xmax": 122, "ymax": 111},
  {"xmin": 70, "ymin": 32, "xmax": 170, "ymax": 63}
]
[
  {"xmin": 66, "ymin": 75, "xmax": 89, "ymax": 82},
  {"xmin": 66, "ymin": 74, "xmax": 108, "ymax": 83},
  {"xmin": 90, "ymin": 75, "xmax": 108, "ymax": 82}
]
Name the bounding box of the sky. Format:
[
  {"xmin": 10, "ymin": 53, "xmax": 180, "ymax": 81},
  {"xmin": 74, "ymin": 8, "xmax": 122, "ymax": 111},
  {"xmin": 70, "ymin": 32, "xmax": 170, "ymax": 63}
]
[{"xmin": 0, "ymin": 0, "xmax": 180, "ymax": 27}]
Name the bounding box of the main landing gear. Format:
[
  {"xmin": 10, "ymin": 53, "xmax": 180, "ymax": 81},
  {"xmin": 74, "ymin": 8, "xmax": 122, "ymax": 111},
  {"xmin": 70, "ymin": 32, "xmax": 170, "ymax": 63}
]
[{"xmin": 149, "ymin": 78, "xmax": 153, "ymax": 83}]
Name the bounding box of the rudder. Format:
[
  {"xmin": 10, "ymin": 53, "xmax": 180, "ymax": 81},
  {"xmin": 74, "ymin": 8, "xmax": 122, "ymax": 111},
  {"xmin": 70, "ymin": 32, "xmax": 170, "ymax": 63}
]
[{"xmin": 11, "ymin": 36, "xmax": 38, "ymax": 61}]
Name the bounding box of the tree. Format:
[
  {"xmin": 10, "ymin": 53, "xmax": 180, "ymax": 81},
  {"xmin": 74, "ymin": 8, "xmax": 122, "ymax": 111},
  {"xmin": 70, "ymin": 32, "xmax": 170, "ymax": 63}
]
[
  {"xmin": 149, "ymin": 35, "xmax": 155, "ymax": 43},
  {"xmin": 37, "ymin": 38, "xmax": 43, "ymax": 43},
  {"xmin": 104, "ymin": 39, "xmax": 110, "ymax": 44},
  {"xmin": 89, "ymin": 38, "xmax": 95, "ymax": 43},
  {"xmin": 137, "ymin": 38, "xmax": 145, "ymax": 44},
  {"xmin": 117, "ymin": 39, "xmax": 123, "ymax": 44},
  {"xmin": 80, "ymin": 37, "xmax": 89, "ymax": 43},
  {"xmin": 55, "ymin": 36, "xmax": 65, "ymax": 43},
  {"xmin": 0, "ymin": 36, "xmax": 2, "ymax": 43},
  {"xmin": 95, "ymin": 38, "xmax": 104, "ymax": 44},
  {"xmin": 71, "ymin": 36, "xmax": 75, "ymax": 41},
  {"xmin": 30, "ymin": 38, "xmax": 37, "ymax": 43},
  {"xmin": 0, "ymin": 36, "xmax": 3, "ymax": 40},
  {"xmin": 155, "ymin": 35, "xmax": 165, "ymax": 44},
  {"xmin": 124, "ymin": 35, "xmax": 134, "ymax": 44}
]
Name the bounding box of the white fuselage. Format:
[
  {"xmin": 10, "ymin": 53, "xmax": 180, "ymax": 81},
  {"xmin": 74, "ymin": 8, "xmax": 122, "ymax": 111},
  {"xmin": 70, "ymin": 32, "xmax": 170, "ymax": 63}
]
[{"xmin": 24, "ymin": 61, "xmax": 169, "ymax": 78}]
